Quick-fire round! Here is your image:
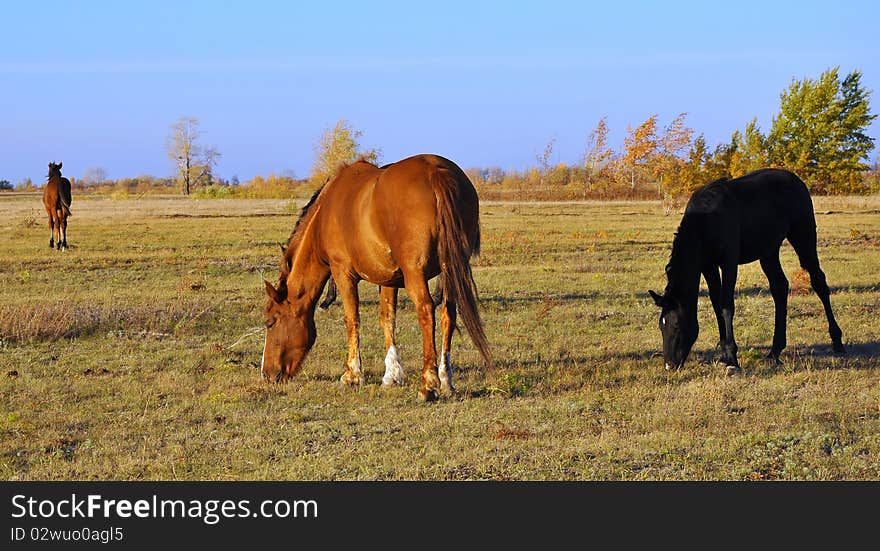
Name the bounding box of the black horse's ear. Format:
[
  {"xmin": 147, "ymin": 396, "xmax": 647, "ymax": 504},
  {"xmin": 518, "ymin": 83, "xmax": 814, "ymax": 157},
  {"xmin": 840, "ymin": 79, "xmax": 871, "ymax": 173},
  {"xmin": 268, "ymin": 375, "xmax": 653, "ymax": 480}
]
[
  {"xmin": 58, "ymin": 161, "xmax": 62, "ymax": 169},
  {"xmin": 648, "ymin": 290, "xmax": 664, "ymax": 307},
  {"xmin": 265, "ymin": 280, "xmax": 282, "ymax": 303},
  {"xmin": 279, "ymin": 243, "xmax": 287, "ymax": 254}
]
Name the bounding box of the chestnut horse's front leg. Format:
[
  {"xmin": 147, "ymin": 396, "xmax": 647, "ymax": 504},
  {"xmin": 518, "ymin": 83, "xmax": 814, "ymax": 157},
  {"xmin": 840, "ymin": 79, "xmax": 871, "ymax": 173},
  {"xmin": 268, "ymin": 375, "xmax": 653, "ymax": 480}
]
[
  {"xmin": 403, "ymin": 269, "xmax": 440, "ymax": 401},
  {"xmin": 333, "ymin": 271, "xmax": 364, "ymax": 387}
]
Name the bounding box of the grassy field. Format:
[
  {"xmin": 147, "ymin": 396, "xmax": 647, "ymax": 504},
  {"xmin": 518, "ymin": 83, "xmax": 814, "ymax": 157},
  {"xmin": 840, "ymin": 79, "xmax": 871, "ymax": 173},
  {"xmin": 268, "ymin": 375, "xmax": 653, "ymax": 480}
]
[{"xmin": 1, "ymin": 192, "xmax": 879, "ymax": 480}]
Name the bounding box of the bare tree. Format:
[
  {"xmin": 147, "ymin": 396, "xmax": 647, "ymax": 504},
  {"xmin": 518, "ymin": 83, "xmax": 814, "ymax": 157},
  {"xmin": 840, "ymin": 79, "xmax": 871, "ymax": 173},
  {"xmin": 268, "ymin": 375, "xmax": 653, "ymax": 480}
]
[
  {"xmin": 81, "ymin": 167, "xmax": 108, "ymax": 187},
  {"xmin": 166, "ymin": 117, "xmax": 220, "ymax": 195}
]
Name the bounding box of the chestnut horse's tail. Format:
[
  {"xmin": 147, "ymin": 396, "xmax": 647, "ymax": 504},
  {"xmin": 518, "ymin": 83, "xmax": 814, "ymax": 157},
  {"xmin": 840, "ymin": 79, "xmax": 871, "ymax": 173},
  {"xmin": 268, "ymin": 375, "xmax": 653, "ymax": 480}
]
[{"xmin": 432, "ymin": 169, "xmax": 492, "ymax": 368}]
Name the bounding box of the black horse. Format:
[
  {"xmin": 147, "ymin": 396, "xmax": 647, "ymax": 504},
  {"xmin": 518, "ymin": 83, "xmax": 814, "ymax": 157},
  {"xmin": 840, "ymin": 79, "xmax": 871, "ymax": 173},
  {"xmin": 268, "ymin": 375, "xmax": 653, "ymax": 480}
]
[{"xmin": 649, "ymin": 168, "xmax": 845, "ymax": 375}]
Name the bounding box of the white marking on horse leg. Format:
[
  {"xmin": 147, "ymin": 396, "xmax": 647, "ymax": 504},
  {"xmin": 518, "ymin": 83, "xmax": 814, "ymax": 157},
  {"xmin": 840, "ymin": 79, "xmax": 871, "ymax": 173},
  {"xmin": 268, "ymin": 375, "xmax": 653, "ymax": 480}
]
[
  {"xmin": 665, "ymin": 362, "xmax": 671, "ymax": 371},
  {"xmin": 382, "ymin": 345, "xmax": 404, "ymax": 386},
  {"xmin": 439, "ymin": 350, "xmax": 454, "ymax": 393}
]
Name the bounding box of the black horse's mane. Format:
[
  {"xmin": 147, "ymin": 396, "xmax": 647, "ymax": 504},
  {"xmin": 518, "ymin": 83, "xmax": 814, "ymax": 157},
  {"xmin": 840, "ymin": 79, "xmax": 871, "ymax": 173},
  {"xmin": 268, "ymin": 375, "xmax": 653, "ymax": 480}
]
[{"xmin": 663, "ymin": 206, "xmax": 709, "ymax": 296}]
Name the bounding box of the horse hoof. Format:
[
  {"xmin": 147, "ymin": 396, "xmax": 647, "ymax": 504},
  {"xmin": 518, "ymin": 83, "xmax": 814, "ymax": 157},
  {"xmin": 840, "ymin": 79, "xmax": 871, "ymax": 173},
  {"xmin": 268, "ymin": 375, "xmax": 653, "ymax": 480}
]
[
  {"xmin": 765, "ymin": 351, "xmax": 782, "ymax": 365},
  {"xmin": 381, "ymin": 377, "xmax": 403, "ymax": 387},
  {"xmin": 339, "ymin": 374, "xmax": 363, "ymax": 387},
  {"xmin": 833, "ymin": 343, "xmax": 846, "ymax": 355},
  {"xmin": 725, "ymin": 365, "xmax": 741, "ymax": 376},
  {"xmin": 418, "ymin": 388, "xmax": 439, "ymax": 402}
]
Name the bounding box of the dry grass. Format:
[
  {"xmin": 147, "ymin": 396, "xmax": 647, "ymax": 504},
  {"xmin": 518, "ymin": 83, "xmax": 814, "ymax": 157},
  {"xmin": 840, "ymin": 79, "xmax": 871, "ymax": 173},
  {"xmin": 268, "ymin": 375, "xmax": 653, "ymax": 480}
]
[{"xmin": 1, "ymin": 193, "xmax": 879, "ymax": 480}]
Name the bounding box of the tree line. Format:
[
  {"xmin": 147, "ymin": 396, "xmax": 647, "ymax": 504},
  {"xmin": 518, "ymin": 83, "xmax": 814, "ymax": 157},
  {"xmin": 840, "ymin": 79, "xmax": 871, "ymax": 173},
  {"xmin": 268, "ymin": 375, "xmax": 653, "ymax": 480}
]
[
  {"xmin": 3, "ymin": 67, "xmax": 875, "ymax": 199},
  {"xmin": 468, "ymin": 67, "xmax": 877, "ymax": 200}
]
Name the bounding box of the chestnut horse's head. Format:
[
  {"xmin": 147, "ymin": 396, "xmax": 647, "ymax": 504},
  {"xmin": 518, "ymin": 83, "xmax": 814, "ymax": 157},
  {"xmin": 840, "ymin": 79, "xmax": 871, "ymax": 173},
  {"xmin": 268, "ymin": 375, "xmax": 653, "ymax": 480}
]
[
  {"xmin": 261, "ymin": 280, "xmax": 316, "ymax": 383},
  {"xmin": 48, "ymin": 161, "xmax": 63, "ymax": 178}
]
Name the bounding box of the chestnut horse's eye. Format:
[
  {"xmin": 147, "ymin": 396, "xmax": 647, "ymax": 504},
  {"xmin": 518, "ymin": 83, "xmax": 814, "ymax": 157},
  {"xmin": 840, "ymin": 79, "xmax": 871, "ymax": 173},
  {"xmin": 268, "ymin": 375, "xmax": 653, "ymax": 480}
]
[{"xmin": 266, "ymin": 318, "xmax": 276, "ymax": 329}]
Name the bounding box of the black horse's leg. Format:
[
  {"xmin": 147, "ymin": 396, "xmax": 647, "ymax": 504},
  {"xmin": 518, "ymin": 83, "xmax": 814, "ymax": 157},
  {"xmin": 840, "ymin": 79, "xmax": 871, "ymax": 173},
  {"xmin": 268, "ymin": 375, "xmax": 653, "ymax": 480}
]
[
  {"xmin": 702, "ymin": 266, "xmax": 726, "ymax": 347},
  {"xmin": 759, "ymin": 253, "xmax": 789, "ymax": 362},
  {"xmin": 319, "ymin": 278, "xmax": 337, "ymax": 309},
  {"xmin": 789, "ymin": 225, "xmax": 845, "ymax": 354},
  {"xmin": 719, "ymin": 262, "xmax": 739, "ymax": 375},
  {"xmin": 431, "ymin": 275, "xmax": 444, "ymax": 307}
]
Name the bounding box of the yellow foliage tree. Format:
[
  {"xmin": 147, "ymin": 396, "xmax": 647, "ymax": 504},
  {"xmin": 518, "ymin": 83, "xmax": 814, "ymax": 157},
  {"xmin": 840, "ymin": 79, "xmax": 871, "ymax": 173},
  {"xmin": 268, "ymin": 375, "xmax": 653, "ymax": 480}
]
[{"xmin": 621, "ymin": 115, "xmax": 658, "ymax": 190}]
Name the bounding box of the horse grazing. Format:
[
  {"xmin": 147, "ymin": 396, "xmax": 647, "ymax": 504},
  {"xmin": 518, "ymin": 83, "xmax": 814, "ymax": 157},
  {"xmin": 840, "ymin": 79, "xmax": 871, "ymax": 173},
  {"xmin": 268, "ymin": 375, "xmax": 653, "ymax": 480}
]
[
  {"xmin": 42, "ymin": 161, "xmax": 72, "ymax": 250},
  {"xmin": 649, "ymin": 168, "xmax": 844, "ymax": 375},
  {"xmin": 262, "ymin": 154, "xmax": 492, "ymax": 401}
]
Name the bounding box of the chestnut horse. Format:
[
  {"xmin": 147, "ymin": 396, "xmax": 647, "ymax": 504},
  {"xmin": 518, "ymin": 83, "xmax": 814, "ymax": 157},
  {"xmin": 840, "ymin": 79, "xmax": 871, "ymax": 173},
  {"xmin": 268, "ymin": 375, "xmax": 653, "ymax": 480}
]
[
  {"xmin": 42, "ymin": 161, "xmax": 72, "ymax": 250},
  {"xmin": 261, "ymin": 154, "xmax": 492, "ymax": 401}
]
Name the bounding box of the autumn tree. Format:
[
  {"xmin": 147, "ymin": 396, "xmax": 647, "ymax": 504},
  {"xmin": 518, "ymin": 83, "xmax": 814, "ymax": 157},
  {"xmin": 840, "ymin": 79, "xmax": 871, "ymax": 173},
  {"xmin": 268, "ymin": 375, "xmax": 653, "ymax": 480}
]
[
  {"xmin": 166, "ymin": 117, "xmax": 220, "ymax": 195},
  {"xmin": 583, "ymin": 116, "xmax": 614, "ymax": 193},
  {"xmin": 621, "ymin": 115, "xmax": 658, "ymax": 190},
  {"xmin": 730, "ymin": 118, "xmax": 767, "ymax": 177},
  {"xmin": 767, "ymin": 67, "xmax": 876, "ymax": 192},
  {"xmin": 310, "ymin": 119, "xmax": 380, "ymax": 185},
  {"xmin": 652, "ymin": 113, "xmax": 694, "ymax": 199},
  {"xmin": 678, "ymin": 133, "xmax": 710, "ymax": 194}
]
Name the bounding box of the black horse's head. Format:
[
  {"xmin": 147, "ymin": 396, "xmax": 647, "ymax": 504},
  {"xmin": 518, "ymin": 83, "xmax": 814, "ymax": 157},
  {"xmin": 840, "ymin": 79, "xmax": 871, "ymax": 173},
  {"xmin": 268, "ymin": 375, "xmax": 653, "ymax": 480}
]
[{"xmin": 649, "ymin": 289, "xmax": 698, "ymax": 370}]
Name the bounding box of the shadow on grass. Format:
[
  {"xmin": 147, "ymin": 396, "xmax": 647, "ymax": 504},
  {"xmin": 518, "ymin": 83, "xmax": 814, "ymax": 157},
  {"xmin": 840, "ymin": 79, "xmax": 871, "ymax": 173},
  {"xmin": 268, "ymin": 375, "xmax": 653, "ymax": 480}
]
[
  {"xmin": 787, "ymin": 341, "xmax": 880, "ymax": 360},
  {"xmin": 695, "ymin": 283, "xmax": 880, "ymax": 299}
]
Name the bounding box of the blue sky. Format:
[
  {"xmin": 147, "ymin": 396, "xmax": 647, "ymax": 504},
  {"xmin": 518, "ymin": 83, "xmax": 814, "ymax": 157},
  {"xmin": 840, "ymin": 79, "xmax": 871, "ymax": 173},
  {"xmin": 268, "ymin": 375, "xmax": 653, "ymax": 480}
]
[{"xmin": 1, "ymin": 1, "xmax": 878, "ymax": 184}]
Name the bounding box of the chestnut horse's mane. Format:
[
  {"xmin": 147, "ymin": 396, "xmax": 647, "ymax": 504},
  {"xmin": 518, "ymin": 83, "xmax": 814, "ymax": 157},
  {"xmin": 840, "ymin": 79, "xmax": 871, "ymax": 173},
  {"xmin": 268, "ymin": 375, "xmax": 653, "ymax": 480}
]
[
  {"xmin": 277, "ymin": 158, "xmax": 379, "ymax": 286},
  {"xmin": 278, "ymin": 184, "xmax": 324, "ymax": 286}
]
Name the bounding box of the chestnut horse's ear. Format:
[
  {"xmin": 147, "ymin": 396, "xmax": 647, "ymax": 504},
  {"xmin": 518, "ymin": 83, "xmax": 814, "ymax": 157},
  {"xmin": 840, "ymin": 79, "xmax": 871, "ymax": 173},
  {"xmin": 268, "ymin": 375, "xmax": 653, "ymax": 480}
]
[
  {"xmin": 279, "ymin": 243, "xmax": 287, "ymax": 254},
  {"xmin": 648, "ymin": 290, "xmax": 664, "ymax": 307},
  {"xmin": 265, "ymin": 280, "xmax": 282, "ymax": 303}
]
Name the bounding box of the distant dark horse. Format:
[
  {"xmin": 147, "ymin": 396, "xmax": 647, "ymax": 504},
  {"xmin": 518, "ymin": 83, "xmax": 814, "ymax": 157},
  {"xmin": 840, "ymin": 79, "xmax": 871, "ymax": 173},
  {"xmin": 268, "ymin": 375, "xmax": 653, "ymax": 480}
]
[
  {"xmin": 649, "ymin": 168, "xmax": 845, "ymax": 375},
  {"xmin": 42, "ymin": 162, "xmax": 72, "ymax": 250}
]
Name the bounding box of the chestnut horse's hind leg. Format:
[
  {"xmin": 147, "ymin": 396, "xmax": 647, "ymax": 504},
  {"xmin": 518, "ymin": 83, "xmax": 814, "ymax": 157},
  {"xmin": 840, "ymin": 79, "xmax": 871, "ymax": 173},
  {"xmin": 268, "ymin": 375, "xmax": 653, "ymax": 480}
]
[
  {"xmin": 403, "ymin": 269, "xmax": 440, "ymax": 401},
  {"xmin": 47, "ymin": 216, "xmax": 55, "ymax": 249},
  {"xmin": 438, "ymin": 295, "xmax": 457, "ymax": 395},
  {"xmin": 59, "ymin": 213, "xmax": 69, "ymax": 250},
  {"xmin": 54, "ymin": 211, "xmax": 63, "ymax": 250},
  {"xmin": 334, "ymin": 272, "xmax": 365, "ymax": 386},
  {"xmin": 379, "ymin": 286, "xmax": 405, "ymax": 386}
]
